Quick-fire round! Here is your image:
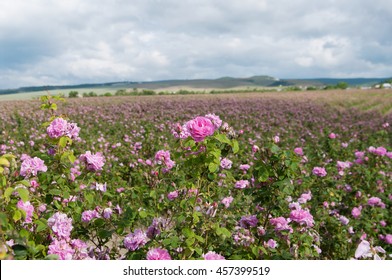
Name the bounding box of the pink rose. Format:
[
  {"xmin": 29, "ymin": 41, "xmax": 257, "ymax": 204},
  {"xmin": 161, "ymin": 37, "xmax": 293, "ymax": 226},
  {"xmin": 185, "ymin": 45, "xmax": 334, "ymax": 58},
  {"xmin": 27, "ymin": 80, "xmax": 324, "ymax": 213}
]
[{"xmin": 185, "ymin": 116, "xmax": 215, "ymax": 142}]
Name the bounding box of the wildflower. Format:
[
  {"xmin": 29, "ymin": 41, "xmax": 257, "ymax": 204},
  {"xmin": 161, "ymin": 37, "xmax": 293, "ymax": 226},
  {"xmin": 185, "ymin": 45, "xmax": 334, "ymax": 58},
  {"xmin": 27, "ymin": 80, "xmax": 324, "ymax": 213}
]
[
  {"xmin": 384, "ymin": 234, "xmax": 392, "ymax": 245},
  {"xmin": 351, "ymin": 207, "xmax": 361, "ymax": 219},
  {"xmin": 155, "ymin": 150, "xmax": 175, "ymax": 171},
  {"xmin": 367, "ymin": 197, "xmax": 382, "ymax": 207},
  {"xmin": 16, "ymin": 200, "xmax": 34, "ymax": 223},
  {"xmin": 270, "ymin": 217, "xmax": 292, "ymax": 232},
  {"xmin": 339, "ymin": 215, "xmax": 349, "ymax": 225},
  {"xmin": 220, "ymin": 158, "xmax": 232, "ymax": 169},
  {"xmin": 239, "ymin": 215, "xmax": 258, "ymax": 228},
  {"xmin": 103, "ymin": 208, "xmax": 113, "ymax": 219},
  {"xmin": 48, "ymin": 239, "xmax": 75, "ymax": 260},
  {"xmin": 47, "ymin": 118, "xmax": 68, "ymax": 138},
  {"xmin": 205, "ymin": 113, "xmax": 222, "ymax": 129},
  {"xmin": 312, "ymin": 167, "xmax": 327, "ymax": 177},
  {"xmin": 298, "ymin": 191, "xmax": 312, "ymax": 204},
  {"xmin": 235, "ymin": 180, "xmax": 250, "ymax": 189},
  {"xmin": 81, "ymin": 210, "xmax": 100, "ymax": 223},
  {"xmin": 239, "ymin": 164, "xmax": 250, "ymax": 172},
  {"xmin": 47, "ymin": 212, "xmax": 73, "ymax": 240},
  {"xmin": 273, "ymin": 136, "xmax": 280, "ymax": 143},
  {"xmin": 266, "ymin": 239, "xmax": 277, "ymax": 249},
  {"xmin": 124, "ymin": 229, "xmax": 148, "ymax": 251},
  {"xmin": 294, "ymin": 147, "xmax": 303, "ymax": 156},
  {"xmin": 79, "ymin": 151, "xmax": 105, "ymax": 172},
  {"xmin": 167, "ymin": 190, "xmax": 178, "ymax": 201},
  {"xmin": 289, "ymin": 209, "xmax": 314, "ymax": 228},
  {"xmin": 329, "ymin": 133, "xmax": 336, "ymax": 139},
  {"xmin": 20, "ymin": 156, "xmax": 47, "ymax": 178},
  {"xmin": 203, "ymin": 251, "xmax": 225, "ymax": 260},
  {"xmin": 146, "ymin": 248, "xmax": 171, "ymax": 260},
  {"xmin": 221, "ymin": 196, "xmax": 234, "ymax": 208}
]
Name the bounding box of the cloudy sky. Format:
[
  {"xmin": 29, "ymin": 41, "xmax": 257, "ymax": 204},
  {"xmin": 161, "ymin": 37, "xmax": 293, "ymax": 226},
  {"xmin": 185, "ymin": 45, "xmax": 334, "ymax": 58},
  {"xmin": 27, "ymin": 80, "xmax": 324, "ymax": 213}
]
[{"xmin": 1, "ymin": 0, "xmax": 391, "ymax": 89}]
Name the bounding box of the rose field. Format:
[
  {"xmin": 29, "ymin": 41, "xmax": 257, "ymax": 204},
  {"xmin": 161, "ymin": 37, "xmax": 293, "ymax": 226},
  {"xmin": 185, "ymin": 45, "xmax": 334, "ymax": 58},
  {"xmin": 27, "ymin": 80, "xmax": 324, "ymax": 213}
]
[{"xmin": 0, "ymin": 89, "xmax": 391, "ymax": 260}]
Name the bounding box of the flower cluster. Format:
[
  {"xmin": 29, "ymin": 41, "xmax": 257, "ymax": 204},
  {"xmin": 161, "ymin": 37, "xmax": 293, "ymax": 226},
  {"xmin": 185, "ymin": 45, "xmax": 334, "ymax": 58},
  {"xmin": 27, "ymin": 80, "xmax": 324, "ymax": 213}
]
[
  {"xmin": 20, "ymin": 156, "xmax": 47, "ymax": 178},
  {"xmin": 47, "ymin": 117, "xmax": 80, "ymax": 140},
  {"xmin": 79, "ymin": 151, "xmax": 105, "ymax": 172}
]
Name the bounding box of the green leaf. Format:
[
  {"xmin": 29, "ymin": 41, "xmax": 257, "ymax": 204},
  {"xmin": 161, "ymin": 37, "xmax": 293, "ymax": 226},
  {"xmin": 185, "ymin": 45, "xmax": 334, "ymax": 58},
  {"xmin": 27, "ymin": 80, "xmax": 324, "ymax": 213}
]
[
  {"xmin": 13, "ymin": 210, "xmax": 22, "ymax": 222},
  {"xmin": 216, "ymin": 227, "xmax": 231, "ymax": 238},
  {"xmin": 35, "ymin": 219, "xmax": 48, "ymax": 232},
  {"xmin": 4, "ymin": 187, "xmax": 14, "ymax": 200},
  {"xmin": 0, "ymin": 157, "xmax": 10, "ymax": 167},
  {"xmin": 49, "ymin": 189, "xmax": 62, "ymax": 196},
  {"xmin": 214, "ymin": 134, "xmax": 231, "ymax": 145},
  {"xmin": 17, "ymin": 188, "xmax": 29, "ymax": 202},
  {"xmin": 139, "ymin": 211, "xmax": 148, "ymax": 218},
  {"xmin": 50, "ymin": 103, "xmax": 58, "ymax": 110},
  {"xmin": 208, "ymin": 162, "xmax": 219, "ymax": 173},
  {"xmin": 232, "ymin": 139, "xmax": 239, "ymax": 153},
  {"xmin": 182, "ymin": 227, "xmax": 194, "ymax": 238},
  {"xmin": 58, "ymin": 136, "xmax": 69, "ymax": 148}
]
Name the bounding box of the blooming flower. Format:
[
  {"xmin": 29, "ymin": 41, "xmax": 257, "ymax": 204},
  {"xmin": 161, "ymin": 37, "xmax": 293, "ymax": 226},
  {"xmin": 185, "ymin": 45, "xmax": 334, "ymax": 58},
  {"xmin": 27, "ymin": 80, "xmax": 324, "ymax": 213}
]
[
  {"xmin": 267, "ymin": 239, "xmax": 277, "ymax": 249},
  {"xmin": 339, "ymin": 215, "xmax": 349, "ymax": 225},
  {"xmin": 329, "ymin": 133, "xmax": 336, "ymax": 139},
  {"xmin": 167, "ymin": 190, "xmax": 179, "ymax": 201},
  {"xmin": 16, "ymin": 200, "xmax": 34, "ymax": 223},
  {"xmin": 81, "ymin": 210, "xmax": 100, "ymax": 223},
  {"xmin": 124, "ymin": 229, "xmax": 148, "ymax": 251},
  {"xmin": 155, "ymin": 150, "xmax": 175, "ymax": 171},
  {"xmin": 47, "ymin": 118, "xmax": 68, "ymax": 138},
  {"xmin": 221, "ymin": 196, "xmax": 234, "ymax": 208},
  {"xmin": 220, "ymin": 158, "xmax": 232, "ymax": 169},
  {"xmin": 235, "ymin": 180, "xmax": 250, "ymax": 189},
  {"xmin": 384, "ymin": 234, "xmax": 392, "ymax": 245},
  {"xmin": 203, "ymin": 251, "xmax": 225, "ymax": 260},
  {"xmin": 47, "ymin": 212, "xmax": 73, "ymax": 240},
  {"xmin": 270, "ymin": 217, "xmax": 292, "ymax": 232},
  {"xmin": 312, "ymin": 167, "xmax": 327, "ymax": 177},
  {"xmin": 146, "ymin": 248, "xmax": 171, "ymax": 260},
  {"xmin": 294, "ymin": 147, "xmax": 303, "ymax": 156},
  {"xmin": 351, "ymin": 207, "xmax": 361, "ymax": 219},
  {"xmin": 185, "ymin": 116, "xmax": 215, "ymax": 142},
  {"xmin": 205, "ymin": 113, "xmax": 222, "ymax": 129},
  {"xmin": 48, "ymin": 239, "xmax": 75, "ymax": 260},
  {"xmin": 103, "ymin": 208, "xmax": 113, "ymax": 219},
  {"xmin": 20, "ymin": 156, "xmax": 47, "ymax": 178},
  {"xmin": 239, "ymin": 215, "xmax": 258, "ymax": 228},
  {"xmin": 367, "ymin": 197, "xmax": 382, "ymax": 207},
  {"xmin": 289, "ymin": 209, "xmax": 314, "ymax": 228},
  {"xmin": 79, "ymin": 151, "xmax": 105, "ymax": 172}
]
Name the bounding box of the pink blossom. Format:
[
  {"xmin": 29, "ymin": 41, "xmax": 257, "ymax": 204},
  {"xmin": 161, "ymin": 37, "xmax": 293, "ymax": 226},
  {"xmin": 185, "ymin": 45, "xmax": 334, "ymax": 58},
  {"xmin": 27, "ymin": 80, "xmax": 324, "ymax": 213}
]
[
  {"xmin": 312, "ymin": 167, "xmax": 327, "ymax": 177},
  {"xmin": 384, "ymin": 234, "xmax": 392, "ymax": 244},
  {"xmin": 273, "ymin": 136, "xmax": 280, "ymax": 143},
  {"xmin": 124, "ymin": 229, "xmax": 148, "ymax": 251},
  {"xmin": 185, "ymin": 116, "xmax": 215, "ymax": 142},
  {"xmin": 146, "ymin": 248, "xmax": 171, "ymax": 260},
  {"xmin": 203, "ymin": 251, "xmax": 225, "ymax": 260},
  {"xmin": 103, "ymin": 208, "xmax": 113, "ymax": 219},
  {"xmin": 329, "ymin": 133, "xmax": 336, "ymax": 139},
  {"xmin": 270, "ymin": 217, "xmax": 292, "ymax": 232},
  {"xmin": 220, "ymin": 158, "xmax": 232, "ymax": 169},
  {"xmin": 339, "ymin": 215, "xmax": 349, "ymax": 225},
  {"xmin": 367, "ymin": 197, "xmax": 382, "ymax": 207},
  {"xmin": 235, "ymin": 180, "xmax": 250, "ymax": 189},
  {"xmin": 355, "ymin": 240, "xmax": 372, "ymax": 259},
  {"xmin": 205, "ymin": 113, "xmax": 222, "ymax": 129},
  {"xmin": 267, "ymin": 239, "xmax": 277, "ymax": 249},
  {"xmin": 79, "ymin": 151, "xmax": 105, "ymax": 172},
  {"xmin": 167, "ymin": 190, "xmax": 179, "ymax": 201},
  {"xmin": 298, "ymin": 191, "xmax": 312, "ymax": 204},
  {"xmin": 294, "ymin": 147, "xmax": 303, "ymax": 156},
  {"xmin": 47, "ymin": 118, "xmax": 68, "ymax": 138},
  {"xmin": 239, "ymin": 164, "xmax": 250, "ymax": 171},
  {"xmin": 221, "ymin": 196, "xmax": 234, "ymax": 208},
  {"xmin": 289, "ymin": 209, "xmax": 314, "ymax": 227},
  {"xmin": 155, "ymin": 150, "xmax": 175, "ymax": 171},
  {"xmin": 351, "ymin": 207, "xmax": 361, "ymax": 219},
  {"xmin": 81, "ymin": 210, "xmax": 100, "ymax": 223},
  {"xmin": 239, "ymin": 215, "xmax": 258, "ymax": 228},
  {"xmin": 20, "ymin": 156, "xmax": 47, "ymax": 178},
  {"xmin": 16, "ymin": 200, "xmax": 34, "ymax": 223},
  {"xmin": 47, "ymin": 212, "xmax": 73, "ymax": 240},
  {"xmin": 48, "ymin": 239, "xmax": 75, "ymax": 260}
]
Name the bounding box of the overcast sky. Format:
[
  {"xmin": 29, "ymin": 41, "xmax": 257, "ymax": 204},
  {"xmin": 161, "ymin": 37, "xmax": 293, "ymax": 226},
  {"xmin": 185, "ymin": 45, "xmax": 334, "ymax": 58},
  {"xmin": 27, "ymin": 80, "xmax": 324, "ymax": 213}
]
[{"xmin": 1, "ymin": 0, "xmax": 391, "ymax": 89}]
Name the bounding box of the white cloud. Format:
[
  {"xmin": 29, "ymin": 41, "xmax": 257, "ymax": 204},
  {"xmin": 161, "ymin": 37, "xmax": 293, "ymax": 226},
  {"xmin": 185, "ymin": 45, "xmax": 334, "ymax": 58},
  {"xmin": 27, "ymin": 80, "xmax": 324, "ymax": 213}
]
[{"xmin": 0, "ymin": 0, "xmax": 391, "ymax": 89}]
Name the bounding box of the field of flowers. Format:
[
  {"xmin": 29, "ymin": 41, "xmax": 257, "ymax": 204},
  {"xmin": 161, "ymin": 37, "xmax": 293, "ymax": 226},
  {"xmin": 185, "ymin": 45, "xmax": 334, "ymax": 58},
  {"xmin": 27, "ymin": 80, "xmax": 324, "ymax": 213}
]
[{"xmin": 0, "ymin": 90, "xmax": 391, "ymax": 260}]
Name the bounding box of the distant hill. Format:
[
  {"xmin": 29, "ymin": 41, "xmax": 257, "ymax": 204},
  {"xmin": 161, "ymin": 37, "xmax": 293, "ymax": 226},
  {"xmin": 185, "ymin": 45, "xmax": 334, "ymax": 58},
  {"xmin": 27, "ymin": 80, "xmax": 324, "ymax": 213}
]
[{"xmin": 0, "ymin": 76, "xmax": 390, "ymax": 95}]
